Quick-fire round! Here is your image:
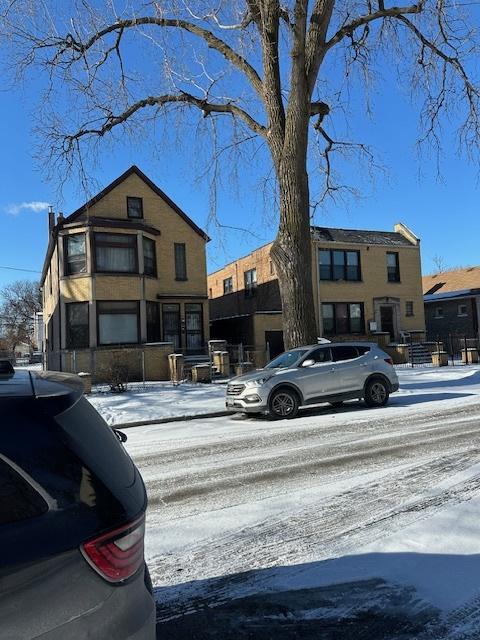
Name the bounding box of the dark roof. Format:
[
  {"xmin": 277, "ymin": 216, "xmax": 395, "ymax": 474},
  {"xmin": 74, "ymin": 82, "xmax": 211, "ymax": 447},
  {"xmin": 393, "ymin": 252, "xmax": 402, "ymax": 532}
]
[
  {"xmin": 63, "ymin": 165, "xmax": 209, "ymax": 241},
  {"xmin": 311, "ymin": 227, "xmax": 414, "ymax": 247}
]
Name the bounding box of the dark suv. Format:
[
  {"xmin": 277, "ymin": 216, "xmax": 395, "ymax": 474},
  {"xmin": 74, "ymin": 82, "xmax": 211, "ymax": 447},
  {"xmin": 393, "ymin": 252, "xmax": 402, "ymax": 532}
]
[{"xmin": 0, "ymin": 363, "xmax": 155, "ymax": 639}]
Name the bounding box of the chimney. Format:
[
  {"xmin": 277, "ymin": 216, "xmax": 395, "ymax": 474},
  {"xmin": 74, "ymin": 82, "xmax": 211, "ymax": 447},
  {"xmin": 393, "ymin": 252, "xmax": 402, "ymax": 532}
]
[{"xmin": 48, "ymin": 205, "xmax": 55, "ymax": 236}]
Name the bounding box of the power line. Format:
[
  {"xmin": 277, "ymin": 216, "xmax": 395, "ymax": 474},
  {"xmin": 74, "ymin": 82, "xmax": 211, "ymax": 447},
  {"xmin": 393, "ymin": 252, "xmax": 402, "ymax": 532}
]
[{"xmin": 0, "ymin": 266, "xmax": 41, "ymax": 274}]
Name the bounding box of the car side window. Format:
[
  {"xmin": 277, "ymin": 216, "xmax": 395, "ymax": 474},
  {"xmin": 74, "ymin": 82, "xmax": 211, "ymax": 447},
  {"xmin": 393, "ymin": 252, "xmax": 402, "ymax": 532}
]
[
  {"xmin": 309, "ymin": 347, "xmax": 332, "ymax": 363},
  {"xmin": 0, "ymin": 458, "xmax": 48, "ymax": 525},
  {"xmin": 357, "ymin": 346, "xmax": 370, "ymax": 356},
  {"xmin": 331, "ymin": 345, "xmax": 359, "ymax": 362}
]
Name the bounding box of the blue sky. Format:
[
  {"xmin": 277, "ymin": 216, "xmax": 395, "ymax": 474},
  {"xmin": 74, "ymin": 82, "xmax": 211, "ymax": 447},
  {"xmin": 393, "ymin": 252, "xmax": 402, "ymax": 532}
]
[{"xmin": 0, "ymin": 17, "xmax": 479, "ymax": 290}]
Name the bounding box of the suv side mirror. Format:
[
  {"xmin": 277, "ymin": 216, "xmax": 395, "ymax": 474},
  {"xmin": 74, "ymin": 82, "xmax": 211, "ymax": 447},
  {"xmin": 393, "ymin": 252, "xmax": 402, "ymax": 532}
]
[{"xmin": 302, "ymin": 358, "xmax": 315, "ymax": 368}]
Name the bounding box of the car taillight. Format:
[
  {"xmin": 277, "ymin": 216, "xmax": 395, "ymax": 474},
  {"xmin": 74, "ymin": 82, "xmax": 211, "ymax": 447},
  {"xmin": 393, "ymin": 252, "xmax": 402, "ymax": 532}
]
[
  {"xmin": 384, "ymin": 357, "xmax": 394, "ymax": 365},
  {"xmin": 81, "ymin": 515, "xmax": 145, "ymax": 583}
]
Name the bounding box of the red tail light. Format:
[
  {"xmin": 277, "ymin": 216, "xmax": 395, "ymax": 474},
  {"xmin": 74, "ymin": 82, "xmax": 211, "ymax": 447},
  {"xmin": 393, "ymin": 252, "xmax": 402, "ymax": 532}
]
[
  {"xmin": 81, "ymin": 515, "xmax": 145, "ymax": 583},
  {"xmin": 384, "ymin": 357, "xmax": 394, "ymax": 365}
]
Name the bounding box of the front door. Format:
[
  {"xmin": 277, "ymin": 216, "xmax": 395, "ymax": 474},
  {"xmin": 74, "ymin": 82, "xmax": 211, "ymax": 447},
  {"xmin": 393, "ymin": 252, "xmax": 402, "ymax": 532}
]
[
  {"xmin": 162, "ymin": 304, "xmax": 181, "ymax": 351},
  {"xmin": 185, "ymin": 303, "xmax": 204, "ymax": 354},
  {"xmin": 297, "ymin": 346, "xmax": 337, "ymax": 402},
  {"xmin": 380, "ymin": 306, "xmax": 395, "ymax": 341},
  {"xmin": 265, "ymin": 331, "xmax": 284, "ymax": 359}
]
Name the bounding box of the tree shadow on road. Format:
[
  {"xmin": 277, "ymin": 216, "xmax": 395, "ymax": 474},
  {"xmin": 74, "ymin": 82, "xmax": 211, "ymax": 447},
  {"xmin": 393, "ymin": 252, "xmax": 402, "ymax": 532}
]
[{"xmin": 154, "ymin": 552, "xmax": 480, "ymax": 640}]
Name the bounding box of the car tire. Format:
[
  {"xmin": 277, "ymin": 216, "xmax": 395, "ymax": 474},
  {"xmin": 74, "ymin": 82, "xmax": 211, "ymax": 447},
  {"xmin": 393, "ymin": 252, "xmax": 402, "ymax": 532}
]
[
  {"xmin": 269, "ymin": 388, "xmax": 300, "ymax": 419},
  {"xmin": 364, "ymin": 378, "xmax": 390, "ymax": 407},
  {"xmin": 329, "ymin": 401, "xmax": 344, "ymax": 408}
]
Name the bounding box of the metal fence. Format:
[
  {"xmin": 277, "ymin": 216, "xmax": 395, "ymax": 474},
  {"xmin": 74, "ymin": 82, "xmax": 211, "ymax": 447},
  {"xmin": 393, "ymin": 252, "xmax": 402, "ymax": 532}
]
[{"xmin": 395, "ymin": 334, "xmax": 480, "ymax": 368}]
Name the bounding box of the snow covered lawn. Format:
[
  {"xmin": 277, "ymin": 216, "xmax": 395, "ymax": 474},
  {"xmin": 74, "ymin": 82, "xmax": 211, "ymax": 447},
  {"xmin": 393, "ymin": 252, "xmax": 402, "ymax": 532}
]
[
  {"xmin": 87, "ymin": 380, "xmax": 228, "ymax": 425},
  {"xmin": 88, "ymin": 364, "xmax": 480, "ymax": 426}
]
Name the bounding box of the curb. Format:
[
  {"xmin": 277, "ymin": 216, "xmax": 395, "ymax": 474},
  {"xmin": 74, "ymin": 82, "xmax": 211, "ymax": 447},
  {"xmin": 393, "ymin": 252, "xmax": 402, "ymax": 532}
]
[{"xmin": 111, "ymin": 410, "xmax": 232, "ymax": 430}]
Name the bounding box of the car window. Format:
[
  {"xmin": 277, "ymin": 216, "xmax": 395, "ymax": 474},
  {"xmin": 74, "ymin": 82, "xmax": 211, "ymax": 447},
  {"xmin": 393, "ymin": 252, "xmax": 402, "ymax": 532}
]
[
  {"xmin": 308, "ymin": 347, "xmax": 332, "ymax": 363},
  {"xmin": 332, "ymin": 345, "xmax": 359, "ymax": 362},
  {"xmin": 0, "ymin": 458, "xmax": 48, "ymax": 525},
  {"xmin": 357, "ymin": 346, "xmax": 370, "ymax": 356},
  {"xmin": 266, "ymin": 349, "xmax": 309, "ymax": 369}
]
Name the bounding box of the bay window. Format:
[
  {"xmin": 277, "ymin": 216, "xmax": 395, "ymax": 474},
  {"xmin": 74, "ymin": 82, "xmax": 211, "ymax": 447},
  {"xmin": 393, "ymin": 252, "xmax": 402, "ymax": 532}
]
[
  {"xmin": 94, "ymin": 233, "xmax": 138, "ymax": 273},
  {"xmin": 143, "ymin": 237, "xmax": 157, "ymax": 277},
  {"xmin": 97, "ymin": 301, "xmax": 139, "ymax": 345},
  {"xmin": 64, "ymin": 234, "xmax": 86, "ymax": 275},
  {"xmin": 66, "ymin": 302, "xmax": 89, "ymax": 348}
]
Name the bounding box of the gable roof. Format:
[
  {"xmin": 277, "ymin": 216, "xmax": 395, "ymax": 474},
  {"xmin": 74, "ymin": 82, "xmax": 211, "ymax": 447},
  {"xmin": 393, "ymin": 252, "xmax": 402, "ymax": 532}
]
[
  {"xmin": 311, "ymin": 226, "xmax": 414, "ymax": 247},
  {"xmin": 423, "ymin": 266, "xmax": 480, "ymax": 297},
  {"xmin": 63, "ymin": 165, "xmax": 209, "ymax": 241}
]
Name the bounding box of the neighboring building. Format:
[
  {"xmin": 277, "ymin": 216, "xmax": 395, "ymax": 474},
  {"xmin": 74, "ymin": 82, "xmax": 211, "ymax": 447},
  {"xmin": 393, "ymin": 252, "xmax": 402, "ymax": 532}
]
[
  {"xmin": 42, "ymin": 165, "xmax": 209, "ymax": 375},
  {"xmin": 33, "ymin": 311, "xmax": 44, "ymax": 352},
  {"xmin": 208, "ymin": 223, "xmax": 425, "ymax": 356},
  {"xmin": 423, "ymin": 267, "xmax": 480, "ymax": 342}
]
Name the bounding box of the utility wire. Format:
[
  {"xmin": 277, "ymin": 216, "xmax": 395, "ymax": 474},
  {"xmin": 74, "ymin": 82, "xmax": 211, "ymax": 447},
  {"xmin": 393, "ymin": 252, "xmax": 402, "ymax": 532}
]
[{"xmin": 0, "ymin": 266, "xmax": 41, "ymax": 274}]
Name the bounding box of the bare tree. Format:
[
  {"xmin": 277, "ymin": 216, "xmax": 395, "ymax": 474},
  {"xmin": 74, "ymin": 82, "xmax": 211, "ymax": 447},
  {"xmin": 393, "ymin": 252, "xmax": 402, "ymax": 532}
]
[
  {"xmin": 0, "ymin": 280, "xmax": 41, "ymax": 353},
  {"xmin": 431, "ymin": 254, "xmax": 447, "ymax": 273},
  {"xmin": 1, "ymin": 1, "xmax": 480, "ymax": 348}
]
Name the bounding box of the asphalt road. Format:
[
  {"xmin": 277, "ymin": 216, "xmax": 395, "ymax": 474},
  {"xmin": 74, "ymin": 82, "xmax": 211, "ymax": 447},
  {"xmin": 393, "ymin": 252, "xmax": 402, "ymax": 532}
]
[{"xmin": 129, "ymin": 399, "xmax": 480, "ymax": 639}]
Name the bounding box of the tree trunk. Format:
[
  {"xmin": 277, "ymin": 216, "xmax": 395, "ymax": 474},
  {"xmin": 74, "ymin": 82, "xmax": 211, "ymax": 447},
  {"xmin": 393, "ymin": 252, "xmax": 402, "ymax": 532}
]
[
  {"xmin": 271, "ymin": 158, "xmax": 318, "ymax": 351},
  {"xmin": 270, "ymin": 5, "xmax": 318, "ymax": 352}
]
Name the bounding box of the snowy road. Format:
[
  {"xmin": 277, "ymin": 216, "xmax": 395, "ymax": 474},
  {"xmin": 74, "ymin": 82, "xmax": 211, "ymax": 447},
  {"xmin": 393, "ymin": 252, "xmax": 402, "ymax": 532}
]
[{"xmin": 125, "ymin": 368, "xmax": 480, "ymax": 638}]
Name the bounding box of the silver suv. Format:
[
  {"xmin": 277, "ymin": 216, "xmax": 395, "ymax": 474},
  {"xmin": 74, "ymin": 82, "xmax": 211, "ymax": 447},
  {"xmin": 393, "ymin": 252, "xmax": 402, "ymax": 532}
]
[{"xmin": 226, "ymin": 342, "xmax": 399, "ymax": 419}]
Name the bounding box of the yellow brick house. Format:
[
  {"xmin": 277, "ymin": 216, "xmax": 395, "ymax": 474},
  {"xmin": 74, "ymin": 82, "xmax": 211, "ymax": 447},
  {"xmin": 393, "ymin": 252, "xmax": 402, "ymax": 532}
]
[
  {"xmin": 42, "ymin": 166, "xmax": 209, "ymax": 379},
  {"xmin": 208, "ymin": 223, "xmax": 425, "ymax": 359}
]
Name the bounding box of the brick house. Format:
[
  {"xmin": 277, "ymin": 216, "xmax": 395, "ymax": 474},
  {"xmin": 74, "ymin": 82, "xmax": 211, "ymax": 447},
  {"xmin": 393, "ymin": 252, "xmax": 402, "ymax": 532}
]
[
  {"xmin": 208, "ymin": 223, "xmax": 425, "ymax": 358},
  {"xmin": 423, "ymin": 267, "xmax": 480, "ymax": 343},
  {"xmin": 41, "ymin": 165, "xmax": 209, "ymax": 379}
]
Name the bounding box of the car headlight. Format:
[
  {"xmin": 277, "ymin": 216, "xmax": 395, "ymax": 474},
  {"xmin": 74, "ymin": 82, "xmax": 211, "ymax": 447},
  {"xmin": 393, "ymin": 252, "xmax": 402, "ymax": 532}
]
[{"xmin": 245, "ymin": 377, "xmax": 270, "ymax": 387}]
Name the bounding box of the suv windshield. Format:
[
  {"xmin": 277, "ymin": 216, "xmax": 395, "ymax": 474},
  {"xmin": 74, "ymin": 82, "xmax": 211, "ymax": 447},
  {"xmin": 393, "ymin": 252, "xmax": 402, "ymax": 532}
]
[{"xmin": 265, "ymin": 349, "xmax": 309, "ymax": 369}]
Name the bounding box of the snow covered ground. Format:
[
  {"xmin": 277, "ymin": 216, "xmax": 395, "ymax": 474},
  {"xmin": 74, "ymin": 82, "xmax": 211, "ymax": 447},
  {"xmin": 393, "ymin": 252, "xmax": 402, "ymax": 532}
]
[
  {"xmin": 88, "ymin": 380, "xmax": 228, "ymax": 425},
  {"xmin": 90, "ymin": 364, "xmax": 480, "ymax": 426},
  {"xmin": 123, "ymin": 364, "xmax": 480, "ymax": 638}
]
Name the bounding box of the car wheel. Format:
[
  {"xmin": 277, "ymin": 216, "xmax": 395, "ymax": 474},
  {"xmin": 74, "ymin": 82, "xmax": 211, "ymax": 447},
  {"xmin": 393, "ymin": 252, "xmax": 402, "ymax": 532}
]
[
  {"xmin": 329, "ymin": 401, "xmax": 344, "ymax": 408},
  {"xmin": 364, "ymin": 379, "xmax": 389, "ymax": 407},
  {"xmin": 269, "ymin": 388, "xmax": 299, "ymax": 419}
]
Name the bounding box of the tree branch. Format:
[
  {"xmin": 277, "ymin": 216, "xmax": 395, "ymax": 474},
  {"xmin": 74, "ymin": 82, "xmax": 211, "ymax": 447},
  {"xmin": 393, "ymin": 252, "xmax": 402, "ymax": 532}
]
[
  {"xmin": 306, "ymin": 0, "xmax": 335, "ymax": 95},
  {"xmin": 60, "ymin": 93, "xmax": 267, "ymax": 150},
  {"xmin": 54, "ymin": 16, "xmax": 264, "ymax": 98},
  {"xmin": 326, "ymin": 3, "xmax": 424, "ymax": 51}
]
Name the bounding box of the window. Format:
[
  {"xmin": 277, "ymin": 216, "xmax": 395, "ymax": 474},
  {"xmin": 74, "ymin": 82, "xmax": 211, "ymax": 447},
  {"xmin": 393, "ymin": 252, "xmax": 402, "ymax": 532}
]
[
  {"xmin": 146, "ymin": 301, "xmax": 160, "ymax": 342},
  {"xmin": 435, "ymin": 307, "xmax": 444, "ymax": 318},
  {"xmin": 66, "ymin": 302, "xmax": 89, "ymax": 349},
  {"xmin": 406, "ymin": 301, "xmax": 414, "ymax": 317},
  {"xmin": 97, "ymin": 301, "xmax": 139, "ymax": 345},
  {"xmin": 94, "ymin": 233, "xmax": 138, "ymax": 273},
  {"xmin": 127, "ymin": 196, "xmax": 143, "ymax": 219},
  {"xmin": 64, "ymin": 234, "xmax": 86, "ymax": 275},
  {"xmin": 244, "ymin": 268, "xmax": 257, "ymax": 297},
  {"xmin": 209, "ymin": 288, "xmax": 213, "ymax": 299},
  {"xmin": 0, "ymin": 459, "xmax": 48, "ymax": 525},
  {"xmin": 174, "ymin": 243, "xmax": 187, "ymax": 280},
  {"xmin": 223, "ymin": 277, "xmax": 233, "ymax": 294},
  {"xmin": 319, "ymin": 249, "xmax": 361, "ymax": 281},
  {"xmin": 387, "ymin": 252, "xmax": 400, "ymax": 282},
  {"xmin": 332, "ymin": 345, "xmax": 360, "ymax": 361},
  {"xmin": 143, "ymin": 237, "xmax": 157, "ymax": 277},
  {"xmin": 322, "ymin": 302, "xmax": 365, "ymax": 335},
  {"xmin": 458, "ymin": 304, "xmax": 468, "ymax": 317},
  {"xmin": 308, "ymin": 347, "xmax": 332, "ymax": 364}
]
